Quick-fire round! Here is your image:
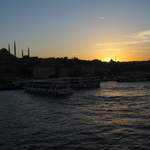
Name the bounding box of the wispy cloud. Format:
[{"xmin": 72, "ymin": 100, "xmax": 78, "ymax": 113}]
[
  {"xmin": 96, "ymin": 16, "xmax": 105, "ymax": 22},
  {"xmin": 96, "ymin": 29, "xmax": 150, "ymax": 47},
  {"xmin": 98, "ymin": 17, "xmax": 105, "ymax": 20},
  {"xmin": 136, "ymin": 30, "xmax": 150, "ymax": 39},
  {"xmin": 103, "ymin": 48, "xmax": 121, "ymax": 52}
]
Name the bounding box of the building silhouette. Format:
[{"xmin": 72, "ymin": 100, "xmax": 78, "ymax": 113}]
[{"xmin": 14, "ymin": 41, "xmax": 16, "ymax": 57}]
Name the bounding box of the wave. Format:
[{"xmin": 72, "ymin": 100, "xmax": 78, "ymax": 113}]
[{"xmin": 81, "ymin": 95, "xmax": 150, "ymax": 101}]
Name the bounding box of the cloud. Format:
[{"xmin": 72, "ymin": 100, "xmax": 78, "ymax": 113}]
[
  {"xmin": 96, "ymin": 40, "xmax": 144, "ymax": 47},
  {"xmin": 136, "ymin": 30, "xmax": 150, "ymax": 39},
  {"xmin": 103, "ymin": 48, "xmax": 121, "ymax": 52},
  {"xmin": 98, "ymin": 17, "xmax": 105, "ymax": 20},
  {"xmin": 96, "ymin": 29, "xmax": 150, "ymax": 47},
  {"xmin": 96, "ymin": 16, "xmax": 105, "ymax": 22}
]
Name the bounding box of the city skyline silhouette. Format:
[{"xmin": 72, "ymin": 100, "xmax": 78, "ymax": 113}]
[{"xmin": 0, "ymin": 0, "xmax": 150, "ymax": 61}]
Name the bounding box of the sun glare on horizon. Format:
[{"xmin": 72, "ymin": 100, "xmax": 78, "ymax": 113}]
[{"xmin": 104, "ymin": 57, "xmax": 116, "ymax": 62}]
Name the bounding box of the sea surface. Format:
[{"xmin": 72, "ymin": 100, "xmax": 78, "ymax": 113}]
[{"xmin": 0, "ymin": 81, "xmax": 150, "ymax": 150}]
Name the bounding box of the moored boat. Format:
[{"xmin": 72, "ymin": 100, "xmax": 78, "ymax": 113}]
[
  {"xmin": 24, "ymin": 79, "xmax": 73, "ymax": 96},
  {"xmin": 23, "ymin": 77, "xmax": 100, "ymax": 96},
  {"xmin": 68, "ymin": 77, "xmax": 100, "ymax": 89}
]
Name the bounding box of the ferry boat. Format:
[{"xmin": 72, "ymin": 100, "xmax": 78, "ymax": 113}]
[
  {"xmin": 68, "ymin": 77, "xmax": 100, "ymax": 89},
  {"xmin": 24, "ymin": 79, "xmax": 73, "ymax": 96},
  {"xmin": 23, "ymin": 77, "xmax": 100, "ymax": 96}
]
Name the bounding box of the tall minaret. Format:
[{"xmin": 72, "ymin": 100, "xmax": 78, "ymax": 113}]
[
  {"xmin": 28, "ymin": 48, "xmax": 30, "ymax": 57},
  {"xmin": 8, "ymin": 44, "xmax": 10, "ymax": 53},
  {"xmin": 22, "ymin": 49, "xmax": 24, "ymax": 58},
  {"xmin": 14, "ymin": 41, "xmax": 16, "ymax": 57}
]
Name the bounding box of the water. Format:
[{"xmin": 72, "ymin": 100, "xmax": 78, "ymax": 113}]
[{"xmin": 0, "ymin": 81, "xmax": 150, "ymax": 150}]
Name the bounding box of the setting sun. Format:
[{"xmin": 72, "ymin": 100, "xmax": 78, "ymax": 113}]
[
  {"xmin": 104, "ymin": 57, "xmax": 117, "ymax": 62},
  {"xmin": 105, "ymin": 57, "xmax": 113, "ymax": 62}
]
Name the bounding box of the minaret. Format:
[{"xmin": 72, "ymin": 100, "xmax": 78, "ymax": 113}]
[
  {"xmin": 22, "ymin": 49, "xmax": 24, "ymax": 58},
  {"xmin": 28, "ymin": 48, "xmax": 30, "ymax": 57},
  {"xmin": 14, "ymin": 41, "xmax": 16, "ymax": 57},
  {"xmin": 8, "ymin": 44, "xmax": 10, "ymax": 53}
]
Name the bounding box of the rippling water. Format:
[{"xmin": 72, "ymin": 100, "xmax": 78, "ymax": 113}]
[{"xmin": 0, "ymin": 81, "xmax": 150, "ymax": 150}]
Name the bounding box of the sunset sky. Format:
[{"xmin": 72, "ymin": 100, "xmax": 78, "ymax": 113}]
[{"xmin": 0, "ymin": 0, "xmax": 150, "ymax": 61}]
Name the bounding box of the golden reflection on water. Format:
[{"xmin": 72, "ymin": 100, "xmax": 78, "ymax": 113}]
[{"xmin": 85, "ymin": 82, "xmax": 149, "ymax": 127}]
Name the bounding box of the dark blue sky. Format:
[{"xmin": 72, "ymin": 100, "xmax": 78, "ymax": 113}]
[{"xmin": 0, "ymin": 0, "xmax": 150, "ymax": 61}]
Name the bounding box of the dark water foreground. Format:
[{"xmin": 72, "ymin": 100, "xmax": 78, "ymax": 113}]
[{"xmin": 0, "ymin": 82, "xmax": 150, "ymax": 150}]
